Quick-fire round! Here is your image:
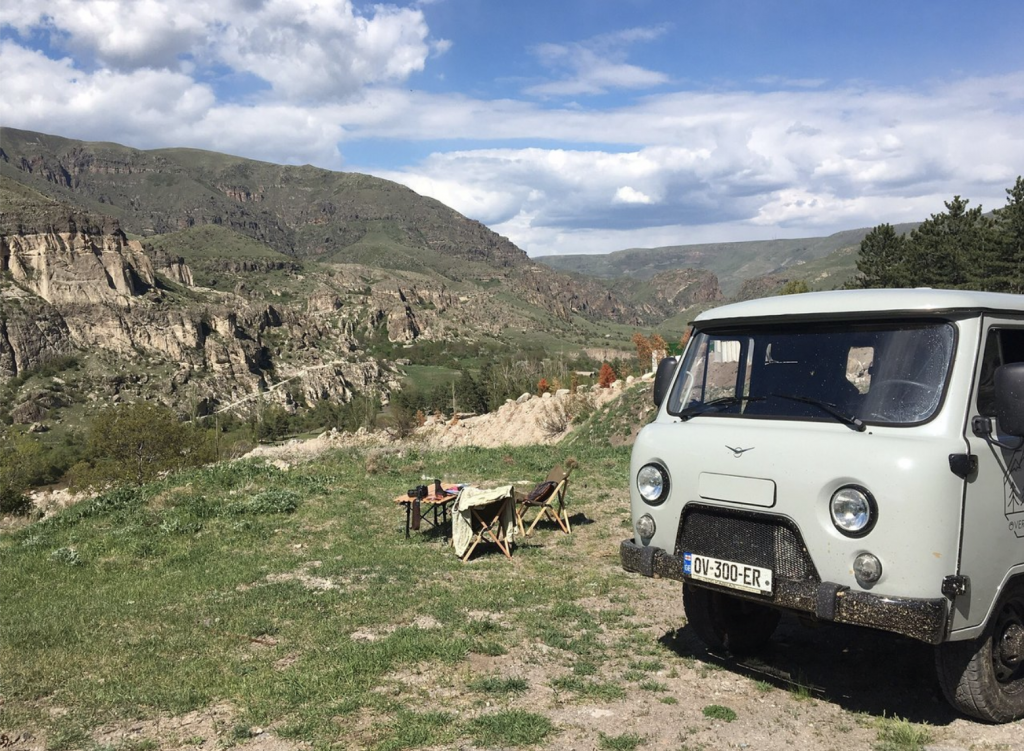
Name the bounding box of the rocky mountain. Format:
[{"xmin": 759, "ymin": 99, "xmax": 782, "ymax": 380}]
[
  {"xmin": 0, "ymin": 178, "xmax": 398, "ymax": 422},
  {"xmin": 0, "ymin": 128, "xmax": 648, "ymax": 321},
  {"xmin": 0, "ymin": 129, "xmax": 679, "ymax": 428}
]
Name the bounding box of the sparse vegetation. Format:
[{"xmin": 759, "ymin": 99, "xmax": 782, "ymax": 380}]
[
  {"xmin": 873, "ymin": 716, "xmax": 933, "ymax": 751},
  {"xmin": 702, "ymin": 704, "xmax": 737, "ymax": 722},
  {"xmin": 598, "ymin": 731, "xmax": 647, "ymax": 750}
]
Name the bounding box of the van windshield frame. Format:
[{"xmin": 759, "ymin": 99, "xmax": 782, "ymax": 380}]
[{"xmin": 665, "ymin": 320, "xmax": 957, "ymax": 427}]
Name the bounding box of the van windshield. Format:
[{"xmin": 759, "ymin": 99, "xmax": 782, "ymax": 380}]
[{"xmin": 666, "ymin": 321, "xmax": 956, "ymax": 426}]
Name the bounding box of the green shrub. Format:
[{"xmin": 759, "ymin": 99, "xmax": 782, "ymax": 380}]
[
  {"xmin": 702, "ymin": 704, "xmax": 737, "ymax": 722},
  {"xmin": 75, "ymin": 401, "xmax": 216, "ymax": 487},
  {"xmin": 0, "ymin": 427, "xmax": 43, "ymax": 514}
]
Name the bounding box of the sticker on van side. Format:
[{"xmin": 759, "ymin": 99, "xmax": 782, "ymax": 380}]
[{"xmin": 1006, "ymin": 447, "xmax": 1024, "ymax": 538}]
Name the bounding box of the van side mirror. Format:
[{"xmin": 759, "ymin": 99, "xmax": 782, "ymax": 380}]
[
  {"xmin": 653, "ymin": 357, "xmax": 678, "ymax": 407},
  {"xmin": 994, "ymin": 363, "xmax": 1024, "ymax": 436}
]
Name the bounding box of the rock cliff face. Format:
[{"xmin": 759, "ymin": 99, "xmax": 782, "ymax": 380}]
[
  {"xmin": 0, "ymin": 227, "xmax": 400, "ymax": 421},
  {"xmin": 646, "ymin": 268, "xmax": 724, "ymax": 310},
  {"xmin": 4, "ymin": 229, "xmax": 155, "ymax": 305}
]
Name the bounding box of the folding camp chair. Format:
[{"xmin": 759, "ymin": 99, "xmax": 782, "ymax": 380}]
[
  {"xmin": 516, "ymin": 464, "xmax": 573, "ymax": 536},
  {"xmin": 452, "ymin": 485, "xmax": 517, "ymax": 561}
]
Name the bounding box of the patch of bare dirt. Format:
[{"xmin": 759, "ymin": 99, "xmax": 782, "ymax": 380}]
[{"xmin": 243, "ymin": 379, "xmax": 638, "ymax": 467}]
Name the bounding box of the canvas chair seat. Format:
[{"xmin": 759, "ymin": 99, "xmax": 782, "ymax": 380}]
[
  {"xmin": 452, "ymin": 485, "xmax": 516, "ymax": 561},
  {"xmin": 516, "ymin": 464, "xmax": 573, "ymax": 536}
]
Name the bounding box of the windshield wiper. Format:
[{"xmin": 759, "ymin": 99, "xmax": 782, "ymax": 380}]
[
  {"xmin": 768, "ymin": 393, "xmax": 866, "ymax": 432},
  {"xmin": 679, "ymin": 395, "xmax": 764, "ymax": 421}
]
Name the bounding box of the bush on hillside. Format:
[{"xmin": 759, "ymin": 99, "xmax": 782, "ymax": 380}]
[{"xmin": 71, "ymin": 401, "xmax": 215, "ymax": 488}]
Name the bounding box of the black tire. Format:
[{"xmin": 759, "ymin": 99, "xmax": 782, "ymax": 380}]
[
  {"xmin": 935, "ymin": 578, "xmax": 1024, "ymax": 723},
  {"xmin": 683, "ymin": 582, "xmax": 781, "ymax": 655}
]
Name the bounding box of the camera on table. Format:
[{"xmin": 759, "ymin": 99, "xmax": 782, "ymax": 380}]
[{"xmin": 408, "ymin": 484, "xmax": 428, "ymax": 500}]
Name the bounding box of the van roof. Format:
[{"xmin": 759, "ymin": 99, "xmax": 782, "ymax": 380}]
[{"xmin": 694, "ymin": 288, "xmax": 1024, "ymax": 325}]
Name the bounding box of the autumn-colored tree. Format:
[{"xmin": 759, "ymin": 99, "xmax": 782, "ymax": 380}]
[
  {"xmin": 598, "ymin": 362, "xmax": 616, "ymax": 388},
  {"xmin": 680, "ymin": 328, "xmax": 693, "ymax": 350},
  {"xmin": 649, "ymin": 333, "xmax": 668, "ymax": 360},
  {"xmin": 537, "ymin": 377, "xmax": 550, "ymax": 395},
  {"xmin": 632, "ymin": 332, "xmax": 653, "ymax": 369}
]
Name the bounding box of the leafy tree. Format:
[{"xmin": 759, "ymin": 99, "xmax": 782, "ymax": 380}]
[
  {"xmin": 649, "ymin": 333, "xmax": 668, "ymax": 358},
  {"xmin": 632, "ymin": 333, "xmax": 653, "ymax": 371},
  {"xmin": 853, "ymin": 223, "xmax": 910, "ymax": 288},
  {"xmin": 80, "ymin": 401, "xmax": 213, "ymax": 487},
  {"xmin": 0, "ymin": 427, "xmax": 41, "ymax": 515},
  {"xmin": 780, "ymin": 279, "xmax": 810, "ymax": 295},
  {"xmin": 850, "ymin": 180, "xmax": 1024, "ymax": 292},
  {"xmin": 598, "ymin": 362, "xmax": 616, "ymax": 388},
  {"xmin": 455, "ymin": 370, "xmax": 488, "ymax": 414}
]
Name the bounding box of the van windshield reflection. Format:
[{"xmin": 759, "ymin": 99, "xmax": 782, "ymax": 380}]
[{"xmin": 667, "ymin": 322, "xmax": 956, "ymax": 426}]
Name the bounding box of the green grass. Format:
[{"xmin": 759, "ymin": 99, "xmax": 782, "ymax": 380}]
[
  {"xmin": 550, "ymin": 676, "xmax": 626, "ymax": 701},
  {"xmin": 466, "ymin": 710, "xmax": 554, "ymax": 747},
  {"xmin": 598, "ymin": 731, "xmax": 647, "ymax": 750},
  {"xmin": 702, "ymin": 705, "xmax": 737, "ymax": 722},
  {"xmin": 873, "ymin": 716, "xmax": 933, "ymax": 751},
  {"xmin": 0, "ymin": 443, "xmax": 631, "ymax": 748}
]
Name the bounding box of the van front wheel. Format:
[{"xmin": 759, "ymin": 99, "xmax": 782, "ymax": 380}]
[
  {"xmin": 935, "ymin": 579, "xmax": 1024, "ymax": 723},
  {"xmin": 683, "ymin": 582, "xmax": 780, "ymax": 655}
]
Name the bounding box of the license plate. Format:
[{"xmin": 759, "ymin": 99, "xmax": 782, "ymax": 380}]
[{"xmin": 683, "ymin": 552, "xmax": 773, "ymax": 595}]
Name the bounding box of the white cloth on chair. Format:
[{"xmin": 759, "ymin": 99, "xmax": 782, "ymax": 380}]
[{"xmin": 451, "ymin": 484, "xmax": 517, "ymax": 558}]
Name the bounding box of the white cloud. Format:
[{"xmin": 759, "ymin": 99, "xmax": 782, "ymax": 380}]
[
  {"xmin": 0, "ymin": 41, "xmax": 216, "ymax": 136},
  {"xmin": 526, "ymin": 25, "xmax": 671, "ymax": 97},
  {"xmin": 613, "ymin": 186, "xmax": 653, "ymax": 204},
  {"xmin": 217, "ymin": 1, "xmax": 433, "ymax": 101},
  {"xmin": 361, "ymin": 74, "xmax": 1024, "ymax": 254},
  {"xmin": 2, "ymin": 3, "xmax": 1023, "ymax": 258},
  {"xmin": 0, "ymin": 0, "xmax": 438, "ymax": 100}
]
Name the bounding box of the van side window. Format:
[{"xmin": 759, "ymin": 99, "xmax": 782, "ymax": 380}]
[{"xmin": 977, "ymin": 328, "xmax": 1024, "ymax": 416}]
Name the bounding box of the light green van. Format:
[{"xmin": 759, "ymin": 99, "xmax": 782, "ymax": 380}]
[{"xmin": 621, "ymin": 289, "xmax": 1024, "ymax": 722}]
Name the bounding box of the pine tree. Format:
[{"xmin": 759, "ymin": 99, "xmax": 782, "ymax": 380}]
[
  {"xmin": 991, "ymin": 176, "xmax": 1024, "ymax": 293},
  {"xmin": 853, "ymin": 223, "xmax": 909, "ymax": 288},
  {"xmin": 905, "ymin": 196, "xmax": 994, "ymax": 289}
]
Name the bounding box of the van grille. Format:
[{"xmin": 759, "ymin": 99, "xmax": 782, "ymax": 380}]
[{"xmin": 676, "ymin": 504, "xmax": 819, "ymax": 582}]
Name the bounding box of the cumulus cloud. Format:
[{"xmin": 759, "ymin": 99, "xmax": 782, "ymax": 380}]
[
  {"xmin": 0, "ymin": 41, "xmax": 216, "ymax": 137},
  {"xmin": 216, "ymin": 1, "xmax": 434, "ymax": 101},
  {"xmin": 361, "ymin": 74, "xmax": 1024, "ymax": 254},
  {"xmin": 0, "ymin": 0, "xmax": 440, "ymax": 100},
  {"xmin": 2, "ymin": 3, "xmax": 1022, "ymax": 258}
]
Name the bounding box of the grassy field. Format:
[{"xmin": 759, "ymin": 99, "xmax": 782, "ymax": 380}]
[
  {"xmin": 1, "ymin": 442, "xmax": 638, "ymax": 749},
  {"xmin": 3, "ymin": 388, "xmax": 1008, "ymax": 750}
]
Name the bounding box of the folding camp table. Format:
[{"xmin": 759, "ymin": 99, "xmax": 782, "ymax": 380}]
[{"xmin": 393, "ymin": 483, "xmax": 456, "ymax": 538}]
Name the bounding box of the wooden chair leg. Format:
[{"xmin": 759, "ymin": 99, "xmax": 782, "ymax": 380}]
[
  {"xmin": 515, "ymin": 503, "xmax": 527, "ymax": 536},
  {"xmin": 526, "ymin": 507, "xmax": 545, "ymax": 536},
  {"xmin": 463, "ymin": 503, "xmax": 513, "ymax": 560}
]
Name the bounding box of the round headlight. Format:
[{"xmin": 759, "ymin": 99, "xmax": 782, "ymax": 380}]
[
  {"xmin": 830, "ymin": 486, "xmax": 877, "ymax": 537},
  {"xmin": 637, "ymin": 464, "xmax": 669, "ymax": 505}
]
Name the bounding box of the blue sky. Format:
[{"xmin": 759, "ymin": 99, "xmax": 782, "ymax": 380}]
[{"xmin": 2, "ymin": 1, "xmax": 1022, "ymax": 257}]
